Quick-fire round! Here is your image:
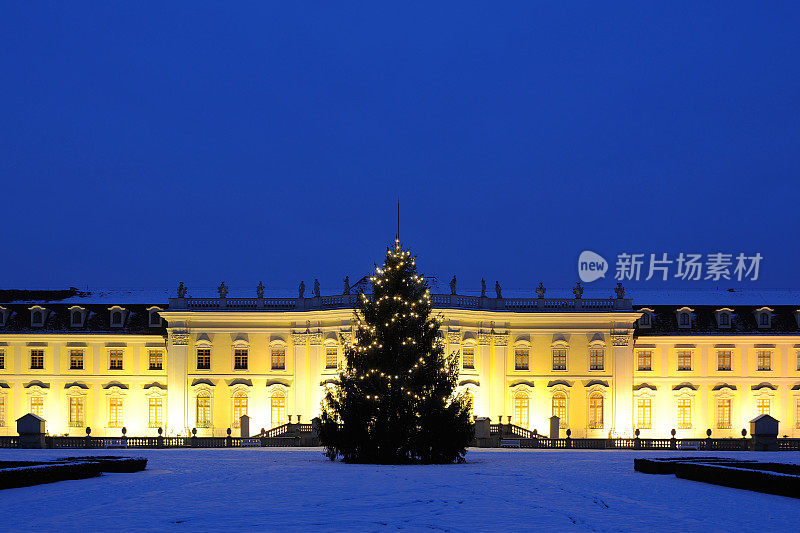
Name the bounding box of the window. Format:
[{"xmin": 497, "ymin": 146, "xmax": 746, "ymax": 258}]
[
  {"xmin": 514, "ymin": 393, "xmax": 529, "ymax": 428},
  {"xmin": 71, "ymin": 311, "xmax": 82, "ymax": 326},
  {"xmin": 148, "ymin": 397, "xmax": 163, "ymax": 428},
  {"xmin": 757, "ymin": 398, "xmax": 770, "ymax": 416},
  {"xmin": 0, "ymin": 397, "xmax": 5, "ymax": 426},
  {"xmin": 760, "ymin": 313, "xmax": 769, "ymax": 326},
  {"xmin": 677, "ymin": 398, "xmax": 692, "ymax": 429},
  {"xmin": 757, "ymin": 350, "xmax": 771, "ymax": 371},
  {"xmin": 0, "ymin": 349, "xmax": 4, "ymax": 370},
  {"xmin": 30, "ymin": 349, "xmax": 44, "ymax": 370},
  {"xmin": 109, "ymin": 350, "xmax": 123, "ymax": 370},
  {"xmin": 514, "ymin": 348, "xmax": 529, "ymax": 371},
  {"xmin": 233, "ymin": 391, "xmax": 248, "ymax": 428},
  {"xmin": 111, "ymin": 311, "xmax": 122, "ymax": 325},
  {"xmin": 639, "ymin": 313, "xmax": 650, "ymax": 326},
  {"xmin": 196, "ymin": 393, "xmax": 211, "ymax": 428},
  {"xmin": 679, "ymin": 313, "xmax": 690, "ymax": 326},
  {"xmin": 325, "ymin": 346, "xmax": 338, "ymax": 369},
  {"xmin": 637, "ymin": 398, "xmax": 651, "ymax": 429},
  {"xmin": 109, "ymin": 397, "xmax": 123, "ymax": 428},
  {"xmin": 196, "ymin": 348, "xmax": 211, "ymax": 370},
  {"xmin": 461, "ymin": 346, "xmax": 475, "ymax": 370},
  {"xmin": 588, "ymin": 393, "xmax": 604, "ymax": 429},
  {"xmin": 69, "ymin": 397, "xmax": 84, "ymax": 428},
  {"xmin": 552, "ymin": 393, "xmax": 567, "ymax": 428},
  {"xmin": 717, "ymin": 350, "xmax": 732, "ymax": 371},
  {"xmin": 552, "ymin": 348, "xmax": 567, "ymax": 371},
  {"xmin": 32, "ymin": 310, "xmax": 43, "ymax": 325},
  {"xmin": 149, "ymin": 350, "xmax": 163, "ymax": 371},
  {"xmin": 150, "ymin": 311, "xmax": 161, "ymax": 326},
  {"xmin": 637, "ymin": 351, "xmax": 652, "ymax": 371},
  {"xmin": 30, "ymin": 396, "xmax": 44, "ymax": 417},
  {"xmin": 69, "ymin": 350, "xmax": 84, "ymax": 370},
  {"xmin": 797, "ymin": 351, "xmax": 800, "ymax": 371},
  {"xmin": 719, "ymin": 312, "xmax": 729, "ymax": 326},
  {"xmin": 589, "ymin": 348, "xmax": 604, "ymax": 371},
  {"xmin": 271, "ymin": 347, "xmax": 285, "ymax": 370},
  {"xmin": 271, "ymin": 392, "xmax": 286, "ymax": 427},
  {"xmin": 234, "ymin": 348, "xmax": 249, "ymax": 370},
  {"xmin": 716, "ymin": 398, "xmax": 731, "ymax": 429},
  {"xmin": 796, "ymin": 398, "xmax": 800, "ymax": 430},
  {"xmin": 677, "ymin": 350, "xmax": 692, "ymax": 371}
]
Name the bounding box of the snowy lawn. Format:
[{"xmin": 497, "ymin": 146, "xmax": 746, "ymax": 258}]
[{"xmin": 0, "ymin": 448, "xmax": 798, "ymax": 531}]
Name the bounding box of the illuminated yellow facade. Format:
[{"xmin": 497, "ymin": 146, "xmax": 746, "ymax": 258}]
[{"xmin": 1, "ymin": 291, "xmax": 799, "ymax": 439}]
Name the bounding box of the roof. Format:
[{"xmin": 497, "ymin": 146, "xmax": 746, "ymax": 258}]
[{"xmin": 635, "ymin": 305, "xmax": 800, "ymax": 336}]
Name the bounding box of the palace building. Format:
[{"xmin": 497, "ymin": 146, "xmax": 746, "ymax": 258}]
[{"xmin": 1, "ymin": 285, "xmax": 799, "ymax": 439}]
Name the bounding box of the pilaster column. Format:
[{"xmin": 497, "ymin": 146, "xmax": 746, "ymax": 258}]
[
  {"xmin": 491, "ymin": 332, "xmax": 508, "ymax": 420},
  {"xmin": 291, "ymin": 331, "xmax": 308, "ymax": 421},
  {"xmin": 611, "ymin": 331, "xmax": 634, "ymax": 437},
  {"xmin": 167, "ymin": 326, "xmax": 189, "ymax": 436}
]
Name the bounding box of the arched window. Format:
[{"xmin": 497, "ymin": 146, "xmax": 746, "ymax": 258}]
[
  {"xmin": 588, "ymin": 393, "xmax": 604, "ymax": 429},
  {"xmin": 513, "ymin": 392, "xmax": 529, "ymax": 428},
  {"xmin": 640, "ymin": 313, "xmax": 650, "ymax": 326},
  {"xmin": 32, "ymin": 310, "xmax": 43, "ymax": 324},
  {"xmin": 679, "ymin": 313, "xmax": 690, "ymax": 326},
  {"xmin": 760, "ymin": 313, "xmax": 769, "ymax": 326},
  {"xmin": 111, "ymin": 311, "xmax": 122, "ymax": 325},
  {"xmin": 271, "ymin": 391, "xmax": 286, "ymax": 427},
  {"xmin": 552, "ymin": 392, "xmax": 567, "ymax": 428},
  {"xmin": 196, "ymin": 391, "xmax": 212, "ymax": 428},
  {"xmin": 232, "ymin": 391, "xmax": 248, "ymax": 428},
  {"xmin": 720, "ymin": 313, "xmax": 729, "ymax": 326},
  {"xmin": 72, "ymin": 311, "xmax": 82, "ymax": 325}
]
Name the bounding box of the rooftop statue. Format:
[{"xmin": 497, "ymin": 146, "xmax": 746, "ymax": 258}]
[
  {"xmin": 481, "ymin": 278, "xmax": 487, "ymax": 298},
  {"xmin": 536, "ymin": 282, "xmax": 546, "ymax": 299},
  {"xmin": 313, "ymin": 279, "xmax": 321, "ymax": 298},
  {"xmin": 218, "ymin": 281, "xmax": 228, "ymax": 298},
  {"xmin": 450, "ymin": 275, "xmax": 457, "ymax": 295},
  {"xmin": 298, "ymin": 281, "xmax": 305, "ymax": 298},
  {"xmin": 257, "ymin": 281, "xmax": 265, "ymax": 298},
  {"xmin": 573, "ymin": 282, "xmax": 583, "ymax": 299},
  {"xmin": 615, "ymin": 282, "xmax": 625, "ymax": 299},
  {"xmin": 343, "ymin": 276, "xmax": 350, "ymax": 295},
  {"xmin": 177, "ymin": 281, "xmax": 187, "ymax": 299},
  {"xmin": 495, "ymin": 281, "xmax": 502, "ymax": 299}
]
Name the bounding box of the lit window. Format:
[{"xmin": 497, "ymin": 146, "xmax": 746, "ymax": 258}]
[
  {"xmin": 148, "ymin": 397, "xmax": 163, "ymax": 428},
  {"xmin": 461, "ymin": 346, "xmax": 475, "ymax": 370},
  {"xmin": 69, "ymin": 350, "xmax": 84, "ymax": 370},
  {"xmin": 109, "ymin": 350, "xmax": 123, "ymax": 370},
  {"xmin": 0, "ymin": 349, "xmax": 4, "ymax": 370},
  {"xmin": 514, "ymin": 348, "xmax": 529, "ymax": 371},
  {"xmin": 677, "ymin": 350, "xmax": 692, "ymax": 371},
  {"xmin": 797, "ymin": 351, "xmax": 800, "ymax": 371},
  {"xmin": 271, "ymin": 348, "xmax": 285, "ymax": 370},
  {"xmin": 717, "ymin": 350, "xmax": 732, "ymax": 371},
  {"xmin": 0, "ymin": 396, "xmax": 5, "ymax": 426},
  {"xmin": 30, "ymin": 349, "xmax": 44, "ymax": 370},
  {"xmin": 30, "ymin": 396, "xmax": 44, "ymax": 417},
  {"xmin": 552, "ymin": 348, "xmax": 567, "ymax": 371},
  {"xmin": 514, "ymin": 393, "xmax": 529, "ymax": 428},
  {"xmin": 589, "ymin": 348, "xmax": 604, "ymax": 371},
  {"xmin": 677, "ymin": 398, "xmax": 692, "ymax": 429},
  {"xmin": 234, "ymin": 348, "xmax": 249, "ymax": 370},
  {"xmin": 757, "ymin": 350, "xmax": 771, "ymax": 371},
  {"xmin": 552, "ymin": 393, "xmax": 567, "ymax": 428},
  {"xmin": 796, "ymin": 398, "xmax": 800, "ymax": 429},
  {"xmin": 757, "ymin": 398, "xmax": 770, "ymax": 416},
  {"xmin": 325, "ymin": 346, "xmax": 338, "ymax": 369},
  {"xmin": 109, "ymin": 397, "xmax": 123, "ymax": 428},
  {"xmin": 196, "ymin": 348, "xmax": 211, "ymax": 370},
  {"xmin": 196, "ymin": 393, "xmax": 211, "ymax": 428},
  {"xmin": 588, "ymin": 393, "xmax": 604, "ymax": 429},
  {"xmin": 637, "ymin": 398, "xmax": 651, "ymax": 429},
  {"xmin": 149, "ymin": 350, "xmax": 163, "ymax": 371},
  {"xmin": 69, "ymin": 397, "xmax": 84, "ymax": 427},
  {"xmin": 233, "ymin": 391, "xmax": 248, "ymax": 428},
  {"xmin": 716, "ymin": 398, "xmax": 731, "ymax": 429},
  {"xmin": 637, "ymin": 351, "xmax": 652, "ymax": 371},
  {"xmin": 271, "ymin": 392, "xmax": 286, "ymax": 427}
]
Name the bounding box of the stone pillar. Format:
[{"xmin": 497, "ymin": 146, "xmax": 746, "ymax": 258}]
[
  {"xmin": 167, "ymin": 326, "xmax": 189, "ymax": 436},
  {"xmin": 307, "ymin": 331, "xmax": 322, "ymax": 419},
  {"xmin": 611, "ymin": 332, "xmax": 634, "ymax": 437},
  {"xmin": 291, "ymin": 332, "xmax": 308, "ymax": 422},
  {"xmin": 491, "ymin": 332, "xmax": 508, "ymax": 421}
]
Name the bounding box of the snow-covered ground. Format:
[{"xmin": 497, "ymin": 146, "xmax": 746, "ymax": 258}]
[{"xmin": 0, "ymin": 448, "xmax": 798, "ymax": 531}]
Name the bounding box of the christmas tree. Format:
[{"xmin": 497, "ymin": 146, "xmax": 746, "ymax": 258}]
[{"xmin": 319, "ymin": 240, "xmax": 474, "ymax": 464}]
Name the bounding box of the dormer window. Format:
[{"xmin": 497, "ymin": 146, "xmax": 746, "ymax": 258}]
[
  {"xmin": 675, "ymin": 307, "xmax": 694, "ymax": 329},
  {"xmin": 28, "ymin": 306, "xmax": 48, "ymax": 328},
  {"xmin": 0, "ymin": 306, "xmax": 7, "ymax": 326},
  {"xmin": 720, "ymin": 313, "xmax": 729, "ymax": 326},
  {"xmin": 638, "ymin": 308, "xmax": 654, "ymax": 329},
  {"xmin": 714, "ymin": 308, "xmax": 733, "ymax": 329},
  {"xmin": 68, "ymin": 306, "xmax": 86, "ymax": 328},
  {"xmin": 147, "ymin": 306, "xmax": 163, "ymax": 327},
  {"xmin": 754, "ymin": 307, "xmax": 773, "ymax": 329},
  {"xmin": 108, "ymin": 306, "xmax": 126, "ymax": 328}
]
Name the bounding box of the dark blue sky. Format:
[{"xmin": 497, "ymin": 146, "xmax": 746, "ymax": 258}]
[{"xmin": 2, "ymin": 3, "xmax": 799, "ymax": 296}]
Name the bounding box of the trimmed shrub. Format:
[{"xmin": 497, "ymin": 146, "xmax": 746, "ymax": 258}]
[
  {"xmin": 0, "ymin": 461, "xmax": 101, "ymax": 489},
  {"xmin": 674, "ymin": 462, "xmax": 800, "ymax": 499}
]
